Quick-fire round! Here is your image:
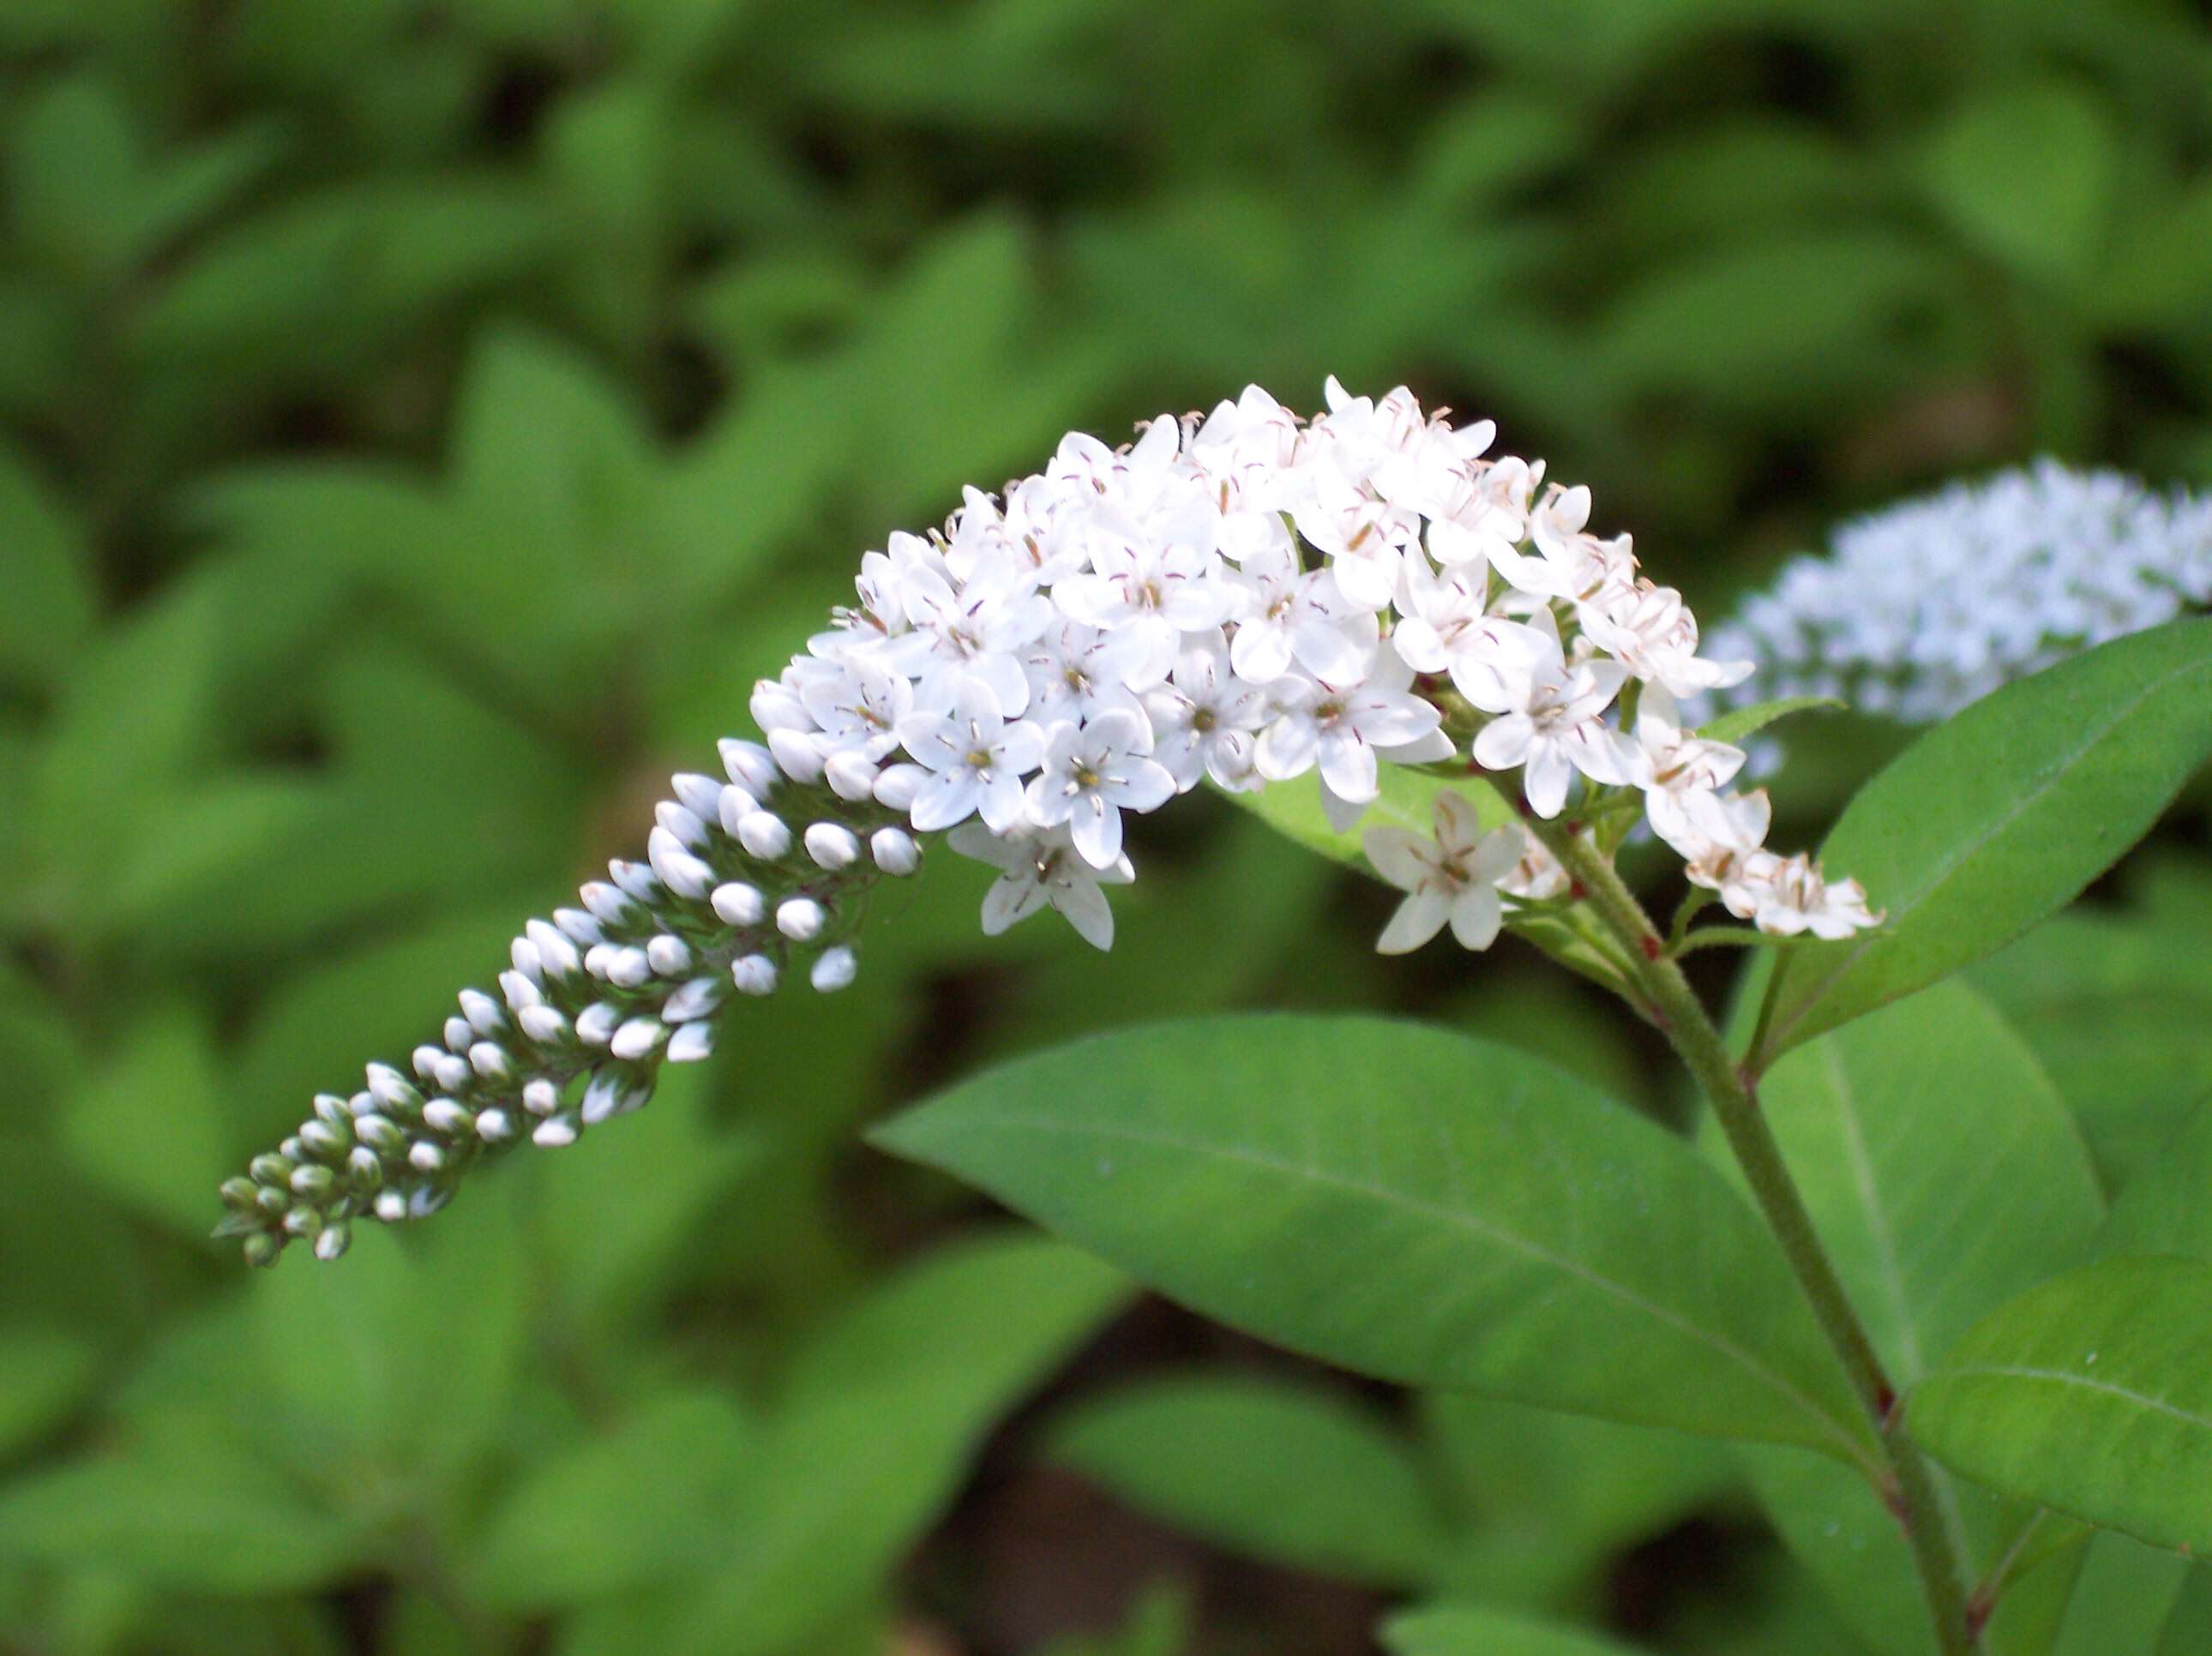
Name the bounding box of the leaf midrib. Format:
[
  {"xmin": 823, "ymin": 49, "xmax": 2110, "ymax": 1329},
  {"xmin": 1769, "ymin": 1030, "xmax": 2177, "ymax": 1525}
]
[
  {"xmin": 1764, "ymin": 647, "xmax": 2212, "ymax": 1059},
  {"xmin": 918, "ymin": 1106, "xmax": 1878, "ymax": 1471}
]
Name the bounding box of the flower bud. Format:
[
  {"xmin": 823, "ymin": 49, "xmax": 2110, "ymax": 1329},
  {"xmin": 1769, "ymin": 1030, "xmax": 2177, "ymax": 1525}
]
[
  {"xmin": 411, "ymin": 1046, "xmax": 448, "ymax": 1082},
  {"xmin": 354, "ymin": 1113, "xmax": 405, "ymax": 1151},
  {"xmin": 648, "ymin": 826, "xmax": 715, "ymax": 899},
  {"xmin": 313, "ymin": 1091, "xmax": 352, "ymax": 1126},
  {"xmin": 646, "ymin": 933, "xmax": 693, "ymax": 975},
  {"xmin": 720, "ymin": 738, "xmax": 778, "ymax": 795},
  {"xmin": 298, "ymin": 1119, "xmax": 348, "ymax": 1158},
  {"xmin": 751, "ymin": 679, "xmax": 808, "ymax": 732},
  {"xmin": 476, "ymin": 1108, "xmax": 515, "ymax": 1143},
  {"xmin": 610, "ymin": 860, "xmax": 660, "ymax": 903},
  {"xmin": 423, "ymin": 1097, "xmax": 473, "ymax": 1136},
  {"xmin": 366, "ymin": 1063, "xmax": 420, "ymax": 1112},
  {"xmin": 580, "ymin": 881, "xmax": 634, "ymax": 926},
  {"xmin": 824, "ymin": 749, "xmax": 880, "ymax": 801},
  {"xmin": 468, "ymin": 1041, "xmax": 511, "ymax": 1079},
  {"xmin": 656, "ymin": 801, "xmax": 710, "ymax": 848},
  {"xmin": 346, "ymin": 1147, "xmax": 384, "ymax": 1189},
  {"xmin": 805, "ymin": 822, "xmax": 861, "ymax": 869},
  {"xmin": 810, "ymin": 946, "xmax": 858, "ymax": 993},
  {"xmin": 738, "ymin": 811, "xmax": 791, "ymax": 860},
  {"xmin": 498, "ymin": 969, "xmax": 543, "ymax": 1011},
  {"xmin": 460, "ymin": 990, "xmax": 504, "ymax": 1036},
  {"xmin": 610, "ymin": 1017, "xmax": 666, "ymax": 1061},
  {"xmin": 249, "ymin": 1153, "xmax": 294, "ymax": 1186},
  {"xmin": 243, "ymin": 1232, "xmax": 282, "ymax": 1268},
  {"xmin": 776, "ymin": 897, "xmax": 826, "ymax": 941},
  {"xmin": 574, "ymin": 1003, "xmax": 618, "ymax": 1046},
  {"xmin": 443, "ymin": 1016, "xmax": 475, "ymax": 1053},
  {"xmin": 712, "ymin": 881, "xmax": 765, "ymax": 927},
  {"xmin": 375, "ymin": 1189, "xmax": 409, "ymax": 1223},
  {"xmin": 718, "ymin": 783, "xmax": 759, "ymax": 837},
  {"xmin": 410, "ymin": 1141, "xmax": 447, "ymax": 1173},
  {"xmin": 533, "ymin": 1115, "xmax": 580, "ymax": 1149},
  {"xmin": 581, "ymin": 1068, "xmax": 648, "ymax": 1124},
  {"xmin": 662, "ymin": 976, "xmax": 723, "ymax": 1022},
  {"xmin": 670, "ymin": 772, "xmax": 724, "ymax": 822},
  {"xmin": 667, "ymin": 1023, "xmax": 714, "ymax": 1063},
  {"xmin": 219, "ymin": 1176, "xmax": 260, "ymax": 1211},
  {"xmin": 519, "ymin": 1005, "xmax": 569, "ymax": 1044},
  {"xmin": 874, "ymin": 765, "xmax": 924, "ymax": 812},
  {"xmin": 433, "ymin": 1053, "xmax": 472, "ymax": 1094},
  {"xmin": 284, "ymin": 1203, "xmax": 322, "ymax": 1238},
  {"xmin": 767, "ymin": 728, "xmax": 827, "ymax": 784},
  {"xmin": 554, "ymin": 906, "xmax": 604, "ymax": 945},
  {"xmin": 869, "ymin": 827, "xmax": 922, "ymax": 875},
  {"xmin": 732, "ymin": 954, "xmax": 778, "ymax": 996},
  {"xmin": 526, "ymin": 920, "xmax": 580, "ymax": 978},
  {"xmin": 606, "ymin": 946, "xmax": 652, "ymax": 988},
  {"xmin": 509, "ymin": 936, "xmax": 544, "ymax": 982},
  {"xmin": 523, "ymin": 1077, "xmax": 560, "ymax": 1116},
  {"xmin": 315, "ymin": 1222, "xmax": 351, "ymax": 1262},
  {"xmin": 290, "ymin": 1163, "xmax": 335, "ymax": 1199}
]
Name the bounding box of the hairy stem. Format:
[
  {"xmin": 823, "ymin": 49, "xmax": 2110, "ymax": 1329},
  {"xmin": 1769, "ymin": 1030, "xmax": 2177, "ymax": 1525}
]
[{"xmin": 1525, "ymin": 813, "xmax": 1978, "ymax": 1655}]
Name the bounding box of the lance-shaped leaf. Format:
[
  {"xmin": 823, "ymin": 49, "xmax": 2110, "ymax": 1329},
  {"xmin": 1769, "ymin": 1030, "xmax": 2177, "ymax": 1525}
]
[
  {"xmin": 1383, "ymin": 1604, "xmax": 1653, "ymax": 1656},
  {"xmin": 1753, "ymin": 620, "xmax": 2212, "ymax": 1067},
  {"xmin": 1911, "ymin": 1255, "xmax": 2212, "ymax": 1556},
  {"xmin": 875, "ymin": 1014, "xmax": 1874, "ymax": 1465}
]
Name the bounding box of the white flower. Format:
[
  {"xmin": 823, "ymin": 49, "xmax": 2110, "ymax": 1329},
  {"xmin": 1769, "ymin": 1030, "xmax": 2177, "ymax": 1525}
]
[
  {"xmin": 1228, "ymin": 537, "xmax": 1376, "ymax": 685},
  {"xmin": 1501, "ymin": 832, "xmax": 1571, "ymax": 903},
  {"xmin": 1025, "ymin": 710, "xmax": 1176, "ymax": 867},
  {"xmin": 1053, "ymin": 511, "xmax": 1239, "ymax": 662},
  {"xmin": 949, "ymin": 821, "xmax": 1133, "ymax": 951},
  {"xmin": 1022, "ymin": 619, "xmax": 1164, "ymax": 728},
  {"xmin": 1732, "ymin": 852, "xmax": 1882, "ymax": 939},
  {"xmin": 1669, "ymin": 787, "xmax": 1774, "ymax": 896},
  {"xmin": 886, "ymin": 562, "xmax": 1054, "ymax": 714},
  {"xmin": 1470, "ymin": 625, "xmax": 1632, "ymax": 818},
  {"xmin": 1584, "ymin": 581, "xmax": 1752, "ymax": 698},
  {"xmin": 1390, "ymin": 555, "xmax": 1549, "ymax": 711},
  {"xmin": 1707, "ymin": 459, "xmax": 2212, "ymax": 725},
  {"xmin": 888, "ymin": 681, "xmax": 1046, "ymax": 834},
  {"xmin": 1289, "ymin": 465, "xmax": 1421, "ymax": 612},
  {"xmin": 1256, "ymin": 643, "xmax": 1447, "ymax": 809},
  {"xmin": 1144, "ymin": 632, "xmax": 1268, "ymax": 793},
  {"xmin": 1188, "ymin": 385, "xmax": 1301, "ymax": 513},
  {"xmin": 1629, "ymin": 686, "xmax": 1746, "ymax": 847},
  {"xmin": 1363, "ymin": 793, "xmax": 1524, "ymax": 953},
  {"xmin": 798, "ymin": 655, "xmax": 915, "ymax": 761}
]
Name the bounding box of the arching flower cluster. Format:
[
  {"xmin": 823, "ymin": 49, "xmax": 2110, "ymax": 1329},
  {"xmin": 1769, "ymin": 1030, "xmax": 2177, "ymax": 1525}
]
[
  {"xmin": 219, "ymin": 381, "xmax": 1878, "ymax": 1263},
  {"xmin": 1707, "ymin": 459, "xmax": 2212, "ymax": 726}
]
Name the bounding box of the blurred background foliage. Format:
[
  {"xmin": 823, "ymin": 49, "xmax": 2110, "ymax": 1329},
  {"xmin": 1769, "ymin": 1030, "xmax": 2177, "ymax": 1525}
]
[{"xmin": 3, "ymin": 0, "xmax": 2212, "ymax": 1652}]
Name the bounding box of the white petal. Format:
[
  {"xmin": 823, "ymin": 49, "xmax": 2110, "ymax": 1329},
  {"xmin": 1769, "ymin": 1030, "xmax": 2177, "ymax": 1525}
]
[{"xmin": 1375, "ymin": 891, "xmax": 1449, "ymax": 955}]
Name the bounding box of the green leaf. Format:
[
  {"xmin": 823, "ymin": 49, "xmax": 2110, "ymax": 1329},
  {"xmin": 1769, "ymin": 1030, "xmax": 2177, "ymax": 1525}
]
[
  {"xmin": 1754, "ymin": 621, "xmax": 2212, "ymax": 1066},
  {"xmin": 1420, "ymin": 1395, "xmax": 1734, "ymax": 1607},
  {"xmin": 1383, "ymin": 1603, "xmax": 1651, "ymax": 1656},
  {"xmin": 1698, "ymin": 695, "xmax": 1843, "ymax": 748},
  {"xmin": 2095, "ymin": 1095, "xmax": 2212, "ymax": 1267},
  {"xmin": 469, "ymin": 1389, "xmax": 760, "ymax": 1611},
  {"xmin": 62, "ymin": 1005, "xmax": 235, "ymax": 1239},
  {"xmin": 0, "ymin": 1424, "xmax": 362, "ymax": 1594},
  {"xmin": 1045, "ymin": 1372, "xmax": 1449, "ymax": 1587},
  {"xmin": 1922, "ymin": 82, "xmax": 2119, "ymax": 286},
  {"xmin": 661, "ymin": 1233, "xmax": 1132, "ymax": 1656},
  {"xmin": 1730, "ymin": 981, "xmax": 2103, "ymax": 1656},
  {"xmin": 874, "ymin": 1014, "xmax": 1872, "ymax": 1463},
  {"xmin": 1912, "ymin": 1256, "xmax": 2212, "ymax": 1556},
  {"xmin": 0, "ymin": 1328, "xmax": 99, "ymax": 1461},
  {"xmin": 0, "ymin": 441, "xmax": 96, "ymax": 694},
  {"xmin": 2052, "ymin": 1533, "xmax": 2194, "ymax": 1656}
]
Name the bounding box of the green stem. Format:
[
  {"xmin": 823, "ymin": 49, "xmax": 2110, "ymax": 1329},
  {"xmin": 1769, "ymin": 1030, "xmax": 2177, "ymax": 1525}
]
[{"xmin": 1527, "ymin": 813, "xmax": 1979, "ymax": 1656}]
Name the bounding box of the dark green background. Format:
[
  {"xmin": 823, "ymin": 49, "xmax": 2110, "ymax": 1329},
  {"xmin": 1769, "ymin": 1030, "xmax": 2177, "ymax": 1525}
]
[{"xmin": 4, "ymin": 2, "xmax": 2212, "ymax": 1652}]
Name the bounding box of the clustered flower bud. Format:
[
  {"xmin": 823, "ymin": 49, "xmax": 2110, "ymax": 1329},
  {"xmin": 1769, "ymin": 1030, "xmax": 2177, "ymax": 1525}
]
[
  {"xmin": 215, "ymin": 743, "xmax": 915, "ymax": 1263},
  {"xmin": 1708, "ymin": 459, "xmax": 2212, "ymax": 726},
  {"xmin": 222, "ymin": 380, "xmax": 1879, "ymax": 1262}
]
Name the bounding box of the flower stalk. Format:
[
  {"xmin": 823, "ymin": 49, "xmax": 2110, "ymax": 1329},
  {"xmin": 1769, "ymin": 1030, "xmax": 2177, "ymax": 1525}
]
[{"xmin": 1524, "ymin": 812, "xmax": 1977, "ymax": 1656}]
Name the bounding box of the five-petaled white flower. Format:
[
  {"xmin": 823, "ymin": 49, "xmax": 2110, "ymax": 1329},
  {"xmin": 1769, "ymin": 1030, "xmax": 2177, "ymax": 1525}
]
[
  {"xmin": 1391, "ymin": 556, "xmax": 1549, "ymax": 712},
  {"xmin": 1363, "ymin": 793, "xmax": 1524, "ymax": 954},
  {"xmin": 1025, "ymin": 710, "xmax": 1177, "ymax": 868},
  {"xmin": 1144, "ymin": 632, "xmax": 1268, "ymax": 793},
  {"xmin": 948, "ymin": 821, "xmax": 1133, "ymax": 951},
  {"xmin": 1229, "ymin": 538, "xmax": 1375, "ymax": 685},
  {"xmin": 1628, "ymin": 686, "xmax": 1747, "ymax": 849},
  {"xmin": 1470, "ymin": 626, "xmax": 1632, "ymax": 818},
  {"xmin": 889, "ymin": 681, "xmax": 1045, "ymax": 833},
  {"xmin": 1257, "ymin": 644, "xmax": 1449, "ymax": 813}
]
